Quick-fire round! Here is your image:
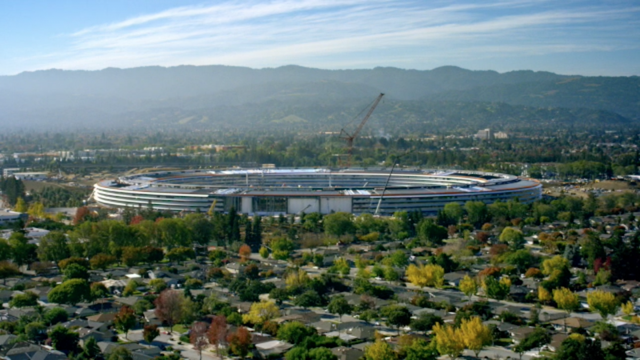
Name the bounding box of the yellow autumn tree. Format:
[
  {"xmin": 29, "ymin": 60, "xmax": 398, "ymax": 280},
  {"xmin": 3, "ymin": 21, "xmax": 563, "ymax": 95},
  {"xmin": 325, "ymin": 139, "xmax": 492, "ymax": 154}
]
[
  {"xmin": 405, "ymin": 263, "xmax": 444, "ymax": 289},
  {"xmin": 587, "ymin": 290, "xmax": 619, "ymax": 320},
  {"xmin": 553, "ymin": 287, "xmax": 579, "ymax": 330},
  {"xmin": 27, "ymin": 202, "xmax": 45, "ymax": 219},
  {"xmin": 460, "ymin": 316, "xmax": 492, "ymax": 358},
  {"xmin": 363, "ymin": 339, "xmax": 397, "ymax": 360},
  {"xmin": 285, "ymin": 268, "xmax": 310, "ymax": 288},
  {"xmin": 459, "ymin": 275, "xmax": 477, "ymax": 301},
  {"xmin": 538, "ymin": 286, "xmax": 552, "ymax": 304},
  {"xmin": 242, "ymin": 301, "xmax": 280, "ymax": 326},
  {"xmin": 432, "ymin": 323, "xmax": 464, "ymax": 359},
  {"xmin": 622, "ymin": 301, "xmax": 635, "ymax": 316},
  {"xmin": 14, "ymin": 197, "xmax": 27, "ymax": 213}
]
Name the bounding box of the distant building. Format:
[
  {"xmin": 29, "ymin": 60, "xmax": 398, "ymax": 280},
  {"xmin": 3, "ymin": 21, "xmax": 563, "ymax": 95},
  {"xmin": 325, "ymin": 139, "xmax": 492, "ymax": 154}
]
[
  {"xmin": 0, "ymin": 210, "xmax": 27, "ymax": 225},
  {"xmin": 494, "ymin": 131, "xmax": 509, "ymax": 139},
  {"xmin": 475, "ymin": 128, "xmax": 492, "ymax": 140},
  {"xmin": 12, "ymin": 172, "xmax": 49, "ymax": 180}
]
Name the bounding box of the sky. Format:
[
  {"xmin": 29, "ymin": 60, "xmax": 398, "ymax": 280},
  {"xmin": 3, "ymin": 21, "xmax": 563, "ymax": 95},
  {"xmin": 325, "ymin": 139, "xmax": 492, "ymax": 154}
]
[{"xmin": 1, "ymin": 0, "xmax": 639, "ymax": 76}]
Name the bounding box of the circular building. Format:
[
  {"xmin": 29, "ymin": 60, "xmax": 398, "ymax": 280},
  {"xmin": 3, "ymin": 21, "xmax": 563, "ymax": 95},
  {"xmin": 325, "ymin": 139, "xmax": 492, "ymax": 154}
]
[{"xmin": 93, "ymin": 168, "xmax": 541, "ymax": 216}]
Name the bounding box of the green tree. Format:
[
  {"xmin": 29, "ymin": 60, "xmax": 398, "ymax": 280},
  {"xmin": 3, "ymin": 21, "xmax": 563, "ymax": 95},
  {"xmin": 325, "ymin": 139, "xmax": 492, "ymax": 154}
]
[
  {"xmin": 108, "ymin": 347, "xmax": 133, "ymax": 360},
  {"xmin": 9, "ymin": 292, "xmax": 38, "ymax": 308},
  {"xmin": 443, "ymin": 202, "xmax": 464, "ymax": 224},
  {"xmin": 48, "ymin": 279, "xmax": 91, "ymax": 305},
  {"xmin": 382, "ymin": 305, "xmax": 412, "ymax": 334},
  {"xmin": 49, "ymin": 324, "xmax": 79, "ymax": 353},
  {"xmin": 9, "ymin": 232, "xmax": 37, "ymax": 266},
  {"xmin": 465, "ymin": 201, "xmax": 490, "ymax": 228},
  {"xmin": 25, "ymin": 322, "xmax": 47, "ymax": 342},
  {"xmin": 499, "ymin": 227, "xmax": 525, "ymax": 251},
  {"xmin": 37, "ymin": 231, "xmax": 70, "ymax": 264},
  {"xmin": 324, "ymin": 212, "xmax": 356, "ymax": 237},
  {"xmin": 63, "ymin": 263, "xmax": 89, "ymax": 281},
  {"xmin": 417, "ymin": 219, "xmax": 448, "ymax": 246},
  {"xmin": 277, "ymin": 321, "xmax": 316, "ymax": 344},
  {"xmin": 82, "ymin": 337, "xmax": 103, "ymax": 360},
  {"xmin": 44, "ymin": 307, "xmax": 69, "ymax": 325},
  {"xmin": 328, "ymin": 295, "xmax": 353, "ymax": 324}
]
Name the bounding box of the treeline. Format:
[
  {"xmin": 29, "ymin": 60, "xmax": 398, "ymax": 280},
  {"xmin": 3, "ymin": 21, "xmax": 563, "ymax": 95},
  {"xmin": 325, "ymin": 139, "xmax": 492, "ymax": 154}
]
[{"xmin": 30, "ymin": 186, "xmax": 90, "ymax": 208}]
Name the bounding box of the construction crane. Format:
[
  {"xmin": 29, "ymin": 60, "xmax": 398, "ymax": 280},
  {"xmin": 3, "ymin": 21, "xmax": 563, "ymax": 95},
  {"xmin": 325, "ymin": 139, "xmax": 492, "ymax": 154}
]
[
  {"xmin": 207, "ymin": 199, "xmax": 218, "ymax": 216},
  {"xmin": 338, "ymin": 93, "xmax": 384, "ymax": 167}
]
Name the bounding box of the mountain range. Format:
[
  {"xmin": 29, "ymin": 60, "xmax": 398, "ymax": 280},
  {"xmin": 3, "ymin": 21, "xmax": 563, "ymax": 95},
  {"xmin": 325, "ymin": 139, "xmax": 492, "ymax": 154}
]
[{"xmin": 0, "ymin": 65, "xmax": 637, "ymax": 132}]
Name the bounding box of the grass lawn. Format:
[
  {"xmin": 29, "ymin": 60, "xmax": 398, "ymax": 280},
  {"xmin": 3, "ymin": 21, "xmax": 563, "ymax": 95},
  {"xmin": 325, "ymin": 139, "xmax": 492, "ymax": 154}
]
[{"xmin": 173, "ymin": 324, "xmax": 189, "ymax": 334}]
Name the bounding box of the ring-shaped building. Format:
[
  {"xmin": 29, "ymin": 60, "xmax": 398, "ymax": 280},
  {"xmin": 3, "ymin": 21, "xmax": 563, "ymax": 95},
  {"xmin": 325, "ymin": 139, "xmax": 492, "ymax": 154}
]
[{"xmin": 93, "ymin": 169, "xmax": 542, "ymax": 216}]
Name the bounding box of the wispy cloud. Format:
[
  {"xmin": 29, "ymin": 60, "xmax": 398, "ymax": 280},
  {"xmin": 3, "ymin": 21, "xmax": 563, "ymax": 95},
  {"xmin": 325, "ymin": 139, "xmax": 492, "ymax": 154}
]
[{"xmin": 15, "ymin": 0, "xmax": 640, "ymax": 74}]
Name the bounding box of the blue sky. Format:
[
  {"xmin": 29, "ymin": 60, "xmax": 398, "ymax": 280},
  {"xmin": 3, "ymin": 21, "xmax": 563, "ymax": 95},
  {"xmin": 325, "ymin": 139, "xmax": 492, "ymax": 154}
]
[{"xmin": 1, "ymin": 0, "xmax": 639, "ymax": 76}]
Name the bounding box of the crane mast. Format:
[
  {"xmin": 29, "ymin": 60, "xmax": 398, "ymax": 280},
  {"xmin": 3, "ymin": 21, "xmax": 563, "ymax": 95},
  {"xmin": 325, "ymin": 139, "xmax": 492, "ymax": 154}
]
[{"xmin": 339, "ymin": 93, "xmax": 384, "ymax": 167}]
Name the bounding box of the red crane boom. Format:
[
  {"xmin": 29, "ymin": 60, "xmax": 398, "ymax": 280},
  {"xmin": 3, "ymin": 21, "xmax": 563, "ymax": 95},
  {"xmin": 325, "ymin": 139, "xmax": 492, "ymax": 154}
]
[{"xmin": 339, "ymin": 93, "xmax": 384, "ymax": 167}]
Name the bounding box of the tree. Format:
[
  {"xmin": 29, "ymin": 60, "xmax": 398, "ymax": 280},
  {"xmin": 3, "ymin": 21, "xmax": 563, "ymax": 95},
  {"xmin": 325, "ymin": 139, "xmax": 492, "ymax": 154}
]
[
  {"xmin": 459, "ymin": 275, "xmax": 477, "ymax": 301},
  {"xmin": 242, "ymin": 300, "xmax": 280, "ymax": 326},
  {"xmin": 143, "ymin": 324, "xmax": 160, "ymax": 344},
  {"xmin": 107, "ymin": 347, "xmax": 133, "ymax": 360},
  {"xmin": 294, "ymin": 290, "xmax": 323, "ymax": 308},
  {"xmin": 505, "ymin": 250, "xmax": 538, "ymax": 273},
  {"xmin": 166, "ymin": 247, "xmax": 195, "ymax": 263},
  {"xmin": 37, "ymin": 231, "xmax": 70, "ymax": 264},
  {"xmin": 89, "ymin": 282, "xmax": 108, "ymax": 301},
  {"xmin": 14, "ymin": 197, "xmax": 27, "ymax": 213},
  {"xmin": 541, "ymin": 255, "xmax": 572, "ymax": 290},
  {"xmin": 465, "ymin": 201, "xmax": 490, "ymax": 227},
  {"xmin": 90, "ymin": 253, "xmax": 117, "ymax": 270},
  {"xmin": 538, "ymin": 286, "xmax": 552, "ymax": 304},
  {"xmin": 514, "ymin": 327, "xmax": 550, "ymax": 358},
  {"xmin": 25, "ymin": 321, "xmax": 47, "ymax": 342},
  {"xmin": 405, "ymin": 263, "xmax": 444, "ymax": 289},
  {"xmin": 404, "ymin": 338, "xmax": 438, "ymax": 360},
  {"xmin": 383, "ymin": 305, "xmax": 412, "ymax": 334},
  {"xmin": 417, "ymin": 219, "xmax": 448, "ymax": 246},
  {"xmin": 364, "ymin": 340, "xmax": 397, "ymax": 360},
  {"xmin": 154, "ymin": 289, "xmax": 185, "ymax": 333},
  {"xmin": 49, "ymin": 324, "xmax": 79, "ymax": 353},
  {"xmin": 443, "ymin": 202, "xmax": 464, "ymax": 224},
  {"xmin": 9, "ymin": 232, "xmax": 37, "ymax": 266},
  {"xmin": 82, "ymin": 336, "xmax": 103, "ymax": 360},
  {"xmin": 499, "ymin": 227, "xmax": 525, "ymax": 250},
  {"xmin": 432, "ymin": 322, "xmax": 464, "ymax": 359},
  {"xmin": 63, "ymin": 263, "xmax": 89, "ymax": 281},
  {"xmin": 74, "ymin": 206, "xmax": 93, "ymax": 225},
  {"xmin": 238, "ymin": 244, "xmax": 251, "ymax": 262},
  {"xmin": 207, "ymin": 315, "xmax": 227, "ymax": 356},
  {"xmin": 555, "ymin": 336, "xmax": 605, "ymax": 360},
  {"xmin": 308, "ymin": 348, "xmax": 338, "ymax": 360},
  {"xmin": 410, "ymin": 313, "xmax": 443, "ymax": 333},
  {"xmin": 0, "ymin": 261, "xmax": 19, "ymax": 284},
  {"xmin": 483, "ymin": 276, "xmax": 511, "ymax": 300},
  {"xmin": 460, "ymin": 316, "xmax": 492, "ymax": 357},
  {"xmin": 327, "ymin": 295, "xmax": 353, "ymax": 324},
  {"xmin": 324, "ymin": 212, "xmax": 356, "ymax": 236},
  {"xmin": 277, "ymin": 321, "xmax": 316, "ymax": 344},
  {"xmin": 48, "ymin": 279, "xmax": 90, "ymax": 305},
  {"xmin": 190, "ymin": 321, "xmax": 209, "ymax": 360},
  {"xmin": 59, "ymin": 257, "xmax": 91, "ymax": 270},
  {"xmin": 622, "ymin": 300, "xmax": 635, "ymax": 316},
  {"xmin": 553, "ymin": 287, "xmax": 580, "ymax": 330},
  {"xmin": 270, "ymin": 237, "xmax": 294, "ymax": 260},
  {"xmin": 114, "ymin": 306, "xmax": 136, "ymax": 339},
  {"xmin": 44, "ymin": 307, "xmax": 69, "ymax": 325},
  {"xmin": 587, "ymin": 290, "xmax": 619, "ymax": 320},
  {"xmin": 226, "ymin": 326, "xmax": 251, "ymax": 359},
  {"xmin": 286, "ymin": 268, "xmax": 310, "ymax": 288},
  {"xmin": 259, "ymin": 246, "xmax": 269, "ymax": 259},
  {"xmin": 9, "ymin": 291, "xmax": 38, "ymax": 308}
]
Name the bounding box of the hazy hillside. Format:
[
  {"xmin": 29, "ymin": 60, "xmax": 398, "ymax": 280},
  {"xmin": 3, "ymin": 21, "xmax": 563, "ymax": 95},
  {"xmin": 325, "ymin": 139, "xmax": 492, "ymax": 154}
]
[{"xmin": 0, "ymin": 64, "xmax": 637, "ymax": 131}]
